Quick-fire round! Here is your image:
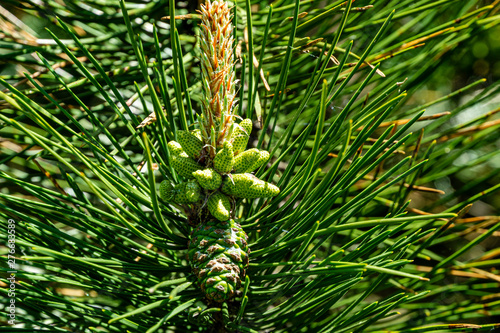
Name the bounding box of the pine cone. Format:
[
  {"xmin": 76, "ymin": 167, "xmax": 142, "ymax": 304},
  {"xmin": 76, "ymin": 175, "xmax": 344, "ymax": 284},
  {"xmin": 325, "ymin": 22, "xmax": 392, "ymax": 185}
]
[
  {"xmin": 207, "ymin": 192, "xmax": 231, "ymax": 221},
  {"xmin": 188, "ymin": 219, "xmax": 249, "ymax": 302},
  {"xmin": 222, "ymin": 173, "xmax": 280, "ymax": 199}
]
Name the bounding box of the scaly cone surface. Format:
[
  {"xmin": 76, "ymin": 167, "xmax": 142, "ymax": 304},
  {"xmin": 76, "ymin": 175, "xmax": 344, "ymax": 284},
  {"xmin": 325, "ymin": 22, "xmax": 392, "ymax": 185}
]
[{"xmin": 188, "ymin": 219, "xmax": 249, "ymax": 303}]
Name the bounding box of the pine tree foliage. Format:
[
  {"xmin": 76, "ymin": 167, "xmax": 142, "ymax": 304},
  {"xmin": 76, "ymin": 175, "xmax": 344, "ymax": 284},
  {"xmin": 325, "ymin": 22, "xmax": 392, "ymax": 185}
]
[{"xmin": 1, "ymin": 0, "xmax": 500, "ymax": 332}]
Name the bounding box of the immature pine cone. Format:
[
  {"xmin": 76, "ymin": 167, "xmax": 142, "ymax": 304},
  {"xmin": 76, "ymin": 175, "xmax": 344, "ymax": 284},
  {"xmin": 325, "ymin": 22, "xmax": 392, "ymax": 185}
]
[{"xmin": 188, "ymin": 219, "xmax": 249, "ymax": 303}]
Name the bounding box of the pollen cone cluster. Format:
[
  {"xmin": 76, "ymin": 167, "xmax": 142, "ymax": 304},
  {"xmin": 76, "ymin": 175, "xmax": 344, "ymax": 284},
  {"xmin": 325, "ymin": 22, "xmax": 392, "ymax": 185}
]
[
  {"xmin": 160, "ymin": 118, "xmax": 279, "ymax": 219},
  {"xmin": 157, "ymin": 0, "xmax": 279, "ymax": 303}
]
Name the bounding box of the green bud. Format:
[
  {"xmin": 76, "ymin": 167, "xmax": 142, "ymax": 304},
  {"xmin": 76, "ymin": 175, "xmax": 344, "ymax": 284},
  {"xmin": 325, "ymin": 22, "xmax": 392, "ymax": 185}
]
[
  {"xmin": 208, "ymin": 192, "xmax": 231, "ymax": 221},
  {"xmin": 249, "ymin": 150, "xmax": 269, "ymax": 172},
  {"xmin": 222, "ymin": 173, "xmax": 280, "ymax": 199},
  {"xmin": 174, "ymin": 181, "xmax": 202, "ymax": 204},
  {"xmin": 213, "ymin": 141, "xmax": 234, "ymax": 174},
  {"xmin": 168, "ymin": 141, "xmax": 202, "ymax": 179},
  {"xmin": 233, "ymin": 149, "xmax": 269, "ymax": 173},
  {"xmin": 192, "ymin": 129, "xmax": 203, "ymax": 141},
  {"xmin": 233, "ymin": 149, "xmax": 258, "ymax": 173},
  {"xmin": 231, "ymin": 119, "xmax": 252, "ymax": 155},
  {"xmin": 172, "ymin": 156, "xmax": 202, "ymax": 179},
  {"xmin": 167, "ymin": 140, "xmax": 184, "ymax": 156},
  {"xmin": 159, "ymin": 180, "xmax": 175, "ymax": 201},
  {"xmin": 178, "ymin": 130, "xmax": 204, "ymax": 159},
  {"xmin": 193, "ymin": 168, "xmax": 222, "ymax": 190}
]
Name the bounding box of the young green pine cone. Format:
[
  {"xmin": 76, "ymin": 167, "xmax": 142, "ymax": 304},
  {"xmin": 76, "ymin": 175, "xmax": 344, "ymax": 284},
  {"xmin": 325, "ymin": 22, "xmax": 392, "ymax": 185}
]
[
  {"xmin": 233, "ymin": 149, "xmax": 270, "ymax": 173},
  {"xmin": 178, "ymin": 130, "xmax": 204, "ymax": 159},
  {"xmin": 188, "ymin": 219, "xmax": 249, "ymax": 303},
  {"xmin": 222, "ymin": 173, "xmax": 280, "ymax": 199},
  {"xmin": 213, "ymin": 141, "xmax": 234, "ymax": 174},
  {"xmin": 168, "ymin": 141, "xmax": 202, "ymax": 179},
  {"xmin": 231, "ymin": 119, "xmax": 252, "ymax": 155},
  {"xmin": 173, "ymin": 181, "xmax": 202, "ymax": 204},
  {"xmin": 159, "ymin": 180, "xmax": 175, "ymax": 201},
  {"xmin": 208, "ymin": 192, "xmax": 231, "ymax": 221},
  {"xmin": 193, "ymin": 168, "xmax": 222, "ymax": 190}
]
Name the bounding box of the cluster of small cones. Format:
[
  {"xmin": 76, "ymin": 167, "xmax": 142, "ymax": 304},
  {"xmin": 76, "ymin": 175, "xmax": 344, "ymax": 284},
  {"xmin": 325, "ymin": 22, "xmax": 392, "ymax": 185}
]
[{"xmin": 160, "ymin": 118, "xmax": 279, "ymax": 221}]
